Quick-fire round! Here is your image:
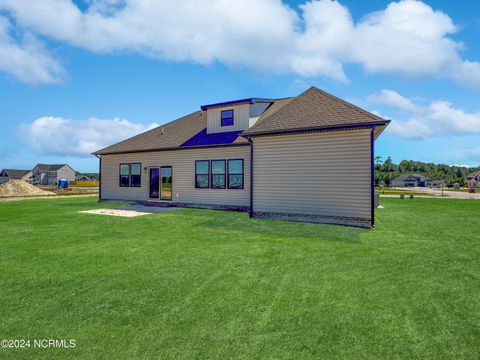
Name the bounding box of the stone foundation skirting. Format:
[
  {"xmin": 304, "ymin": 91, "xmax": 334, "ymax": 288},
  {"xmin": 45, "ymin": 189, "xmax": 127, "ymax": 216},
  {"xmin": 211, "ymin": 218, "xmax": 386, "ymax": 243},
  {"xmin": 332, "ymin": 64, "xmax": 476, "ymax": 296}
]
[
  {"xmin": 252, "ymin": 211, "xmax": 372, "ymax": 228},
  {"xmin": 138, "ymin": 200, "xmax": 249, "ymax": 213},
  {"xmin": 137, "ymin": 200, "xmax": 371, "ymax": 227}
]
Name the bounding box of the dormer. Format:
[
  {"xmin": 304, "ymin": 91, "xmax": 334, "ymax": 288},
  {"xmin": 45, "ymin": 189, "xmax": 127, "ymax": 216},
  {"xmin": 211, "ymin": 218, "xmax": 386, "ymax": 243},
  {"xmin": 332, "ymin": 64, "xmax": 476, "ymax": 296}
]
[{"xmin": 201, "ymin": 98, "xmax": 273, "ymax": 134}]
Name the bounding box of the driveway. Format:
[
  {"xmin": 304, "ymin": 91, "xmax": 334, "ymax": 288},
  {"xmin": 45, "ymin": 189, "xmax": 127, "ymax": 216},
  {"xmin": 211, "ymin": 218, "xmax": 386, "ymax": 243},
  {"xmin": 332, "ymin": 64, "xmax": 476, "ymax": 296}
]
[{"xmin": 389, "ymin": 187, "xmax": 480, "ymax": 199}]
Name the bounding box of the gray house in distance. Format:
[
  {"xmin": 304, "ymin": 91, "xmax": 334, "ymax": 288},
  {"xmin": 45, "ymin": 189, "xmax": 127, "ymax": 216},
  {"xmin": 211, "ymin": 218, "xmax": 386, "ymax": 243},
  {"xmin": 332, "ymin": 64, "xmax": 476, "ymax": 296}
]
[
  {"xmin": 94, "ymin": 87, "xmax": 390, "ymax": 228},
  {"xmin": 32, "ymin": 164, "xmax": 76, "ymax": 185},
  {"xmin": 0, "ymin": 169, "xmax": 33, "ymax": 184},
  {"xmin": 467, "ymin": 170, "xmax": 480, "ymax": 188},
  {"xmin": 392, "ymin": 174, "xmax": 444, "ymax": 188}
]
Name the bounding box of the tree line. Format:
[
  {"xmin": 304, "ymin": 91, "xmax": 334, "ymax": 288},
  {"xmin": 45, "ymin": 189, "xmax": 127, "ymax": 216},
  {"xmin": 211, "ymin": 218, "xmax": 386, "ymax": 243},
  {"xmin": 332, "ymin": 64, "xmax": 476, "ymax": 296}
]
[{"xmin": 374, "ymin": 157, "xmax": 480, "ymax": 187}]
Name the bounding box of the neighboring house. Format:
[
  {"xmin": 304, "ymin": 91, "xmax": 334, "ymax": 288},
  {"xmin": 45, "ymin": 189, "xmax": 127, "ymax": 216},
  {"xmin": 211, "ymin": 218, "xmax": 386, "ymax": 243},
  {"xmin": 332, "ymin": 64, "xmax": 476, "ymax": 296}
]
[
  {"xmin": 76, "ymin": 175, "xmax": 92, "ymax": 181},
  {"xmin": 392, "ymin": 174, "xmax": 444, "ymax": 188},
  {"xmin": 467, "ymin": 171, "xmax": 480, "ymax": 188},
  {"xmin": 0, "ymin": 169, "xmax": 32, "ymax": 184},
  {"xmin": 94, "ymin": 87, "xmax": 390, "ymax": 227},
  {"xmin": 425, "ymin": 179, "xmax": 445, "ymax": 188},
  {"xmin": 32, "ymin": 164, "xmax": 76, "ymax": 185}
]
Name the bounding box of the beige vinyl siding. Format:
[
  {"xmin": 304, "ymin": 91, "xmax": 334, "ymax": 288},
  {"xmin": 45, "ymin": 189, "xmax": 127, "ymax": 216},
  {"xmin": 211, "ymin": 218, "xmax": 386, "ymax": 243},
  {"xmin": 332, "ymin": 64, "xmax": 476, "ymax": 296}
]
[
  {"xmin": 101, "ymin": 146, "xmax": 250, "ymax": 206},
  {"xmin": 252, "ymin": 129, "xmax": 372, "ymax": 220},
  {"xmin": 207, "ymin": 104, "xmax": 250, "ymax": 133}
]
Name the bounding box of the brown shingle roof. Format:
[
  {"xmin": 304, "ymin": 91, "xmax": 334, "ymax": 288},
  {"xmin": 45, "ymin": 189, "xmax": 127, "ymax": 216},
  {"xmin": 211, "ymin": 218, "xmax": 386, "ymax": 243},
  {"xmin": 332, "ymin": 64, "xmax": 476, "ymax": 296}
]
[
  {"xmin": 1, "ymin": 169, "xmax": 31, "ymax": 179},
  {"xmin": 94, "ymin": 110, "xmax": 249, "ymax": 155},
  {"xmin": 95, "ymin": 111, "xmax": 206, "ymax": 155},
  {"xmin": 243, "ymin": 86, "xmax": 388, "ymax": 136},
  {"xmin": 94, "ymin": 86, "xmax": 388, "ymax": 155},
  {"xmin": 34, "ymin": 164, "xmax": 73, "ymax": 172}
]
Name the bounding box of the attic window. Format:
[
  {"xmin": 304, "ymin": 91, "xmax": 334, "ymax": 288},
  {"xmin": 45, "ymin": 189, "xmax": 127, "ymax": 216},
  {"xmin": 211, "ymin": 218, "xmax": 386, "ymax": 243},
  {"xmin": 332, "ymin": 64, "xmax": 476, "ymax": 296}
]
[{"xmin": 221, "ymin": 109, "xmax": 234, "ymax": 127}]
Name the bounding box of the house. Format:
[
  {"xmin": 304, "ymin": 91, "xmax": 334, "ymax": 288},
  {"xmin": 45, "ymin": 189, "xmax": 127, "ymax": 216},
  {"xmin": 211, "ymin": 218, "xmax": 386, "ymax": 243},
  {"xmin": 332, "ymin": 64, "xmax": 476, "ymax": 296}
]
[
  {"xmin": 425, "ymin": 179, "xmax": 445, "ymax": 188},
  {"xmin": 391, "ymin": 174, "xmax": 444, "ymax": 188},
  {"xmin": 391, "ymin": 174, "xmax": 427, "ymax": 187},
  {"xmin": 76, "ymin": 174, "xmax": 92, "ymax": 181},
  {"xmin": 32, "ymin": 164, "xmax": 76, "ymax": 185},
  {"xmin": 0, "ymin": 169, "xmax": 33, "ymax": 184},
  {"xmin": 467, "ymin": 170, "xmax": 480, "ymax": 188},
  {"xmin": 94, "ymin": 87, "xmax": 390, "ymax": 227}
]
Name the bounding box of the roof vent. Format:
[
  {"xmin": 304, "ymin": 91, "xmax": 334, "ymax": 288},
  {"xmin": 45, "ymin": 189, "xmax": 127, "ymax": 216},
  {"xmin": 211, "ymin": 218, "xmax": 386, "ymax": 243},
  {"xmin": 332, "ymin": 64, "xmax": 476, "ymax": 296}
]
[{"xmin": 160, "ymin": 127, "xmax": 165, "ymax": 135}]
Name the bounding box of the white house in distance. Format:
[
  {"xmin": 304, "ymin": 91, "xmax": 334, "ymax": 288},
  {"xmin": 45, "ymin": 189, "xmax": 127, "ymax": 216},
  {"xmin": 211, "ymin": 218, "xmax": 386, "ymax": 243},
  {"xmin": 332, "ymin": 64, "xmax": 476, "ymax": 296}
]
[
  {"xmin": 94, "ymin": 87, "xmax": 390, "ymax": 227},
  {"xmin": 32, "ymin": 164, "xmax": 76, "ymax": 185}
]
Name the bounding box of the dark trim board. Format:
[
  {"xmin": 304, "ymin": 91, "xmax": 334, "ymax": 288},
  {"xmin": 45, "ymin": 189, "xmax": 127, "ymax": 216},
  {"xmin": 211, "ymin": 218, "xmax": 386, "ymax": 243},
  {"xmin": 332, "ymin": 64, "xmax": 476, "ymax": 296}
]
[
  {"xmin": 370, "ymin": 129, "xmax": 375, "ymax": 228},
  {"xmin": 242, "ymin": 121, "xmax": 389, "ymax": 138},
  {"xmin": 94, "ymin": 142, "xmax": 250, "ymax": 156},
  {"xmin": 248, "ymin": 137, "xmax": 253, "ymax": 218},
  {"xmin": 200, "ymin": 97, "xmax": 275, "ymax": 111},
  {"xmin": 96, "ymin": 155, "xmax": 102, "ymax": 202}
]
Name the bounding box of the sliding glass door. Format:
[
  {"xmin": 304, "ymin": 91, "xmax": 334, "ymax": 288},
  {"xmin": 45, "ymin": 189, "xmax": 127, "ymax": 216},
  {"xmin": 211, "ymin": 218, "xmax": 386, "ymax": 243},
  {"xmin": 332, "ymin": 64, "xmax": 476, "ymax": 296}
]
[{"xmin": 160, "ymin": 166, "xmax": 172, "ymax": 201}]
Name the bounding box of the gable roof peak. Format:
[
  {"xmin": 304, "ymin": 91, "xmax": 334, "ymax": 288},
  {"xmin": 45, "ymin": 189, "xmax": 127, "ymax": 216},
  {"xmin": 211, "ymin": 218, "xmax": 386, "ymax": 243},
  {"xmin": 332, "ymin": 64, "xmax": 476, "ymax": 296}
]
[{"xmin": 243, "ymin": 86, "xmax": 389, "ymax": 136}]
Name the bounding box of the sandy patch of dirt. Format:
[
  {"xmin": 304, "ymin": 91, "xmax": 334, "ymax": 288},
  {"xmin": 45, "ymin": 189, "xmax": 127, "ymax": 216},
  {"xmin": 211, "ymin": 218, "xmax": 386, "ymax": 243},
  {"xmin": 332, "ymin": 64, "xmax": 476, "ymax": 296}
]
[{"xmin": 0, "ymin": 180, "xmax": 55, "ymax": 198}]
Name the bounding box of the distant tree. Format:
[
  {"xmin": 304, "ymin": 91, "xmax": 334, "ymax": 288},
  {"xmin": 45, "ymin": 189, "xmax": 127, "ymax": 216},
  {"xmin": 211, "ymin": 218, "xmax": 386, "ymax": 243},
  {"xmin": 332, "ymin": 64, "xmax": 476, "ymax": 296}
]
[{"xmin": 374, "ymin": 158, "xmax": 479, "ymax": 187}]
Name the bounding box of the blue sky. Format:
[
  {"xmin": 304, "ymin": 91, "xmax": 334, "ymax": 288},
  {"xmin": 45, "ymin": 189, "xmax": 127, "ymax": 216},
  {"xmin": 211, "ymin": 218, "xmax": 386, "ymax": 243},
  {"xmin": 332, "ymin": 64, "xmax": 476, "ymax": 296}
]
[{"xmin": 0, "ymin": 0, "xmax": 479, "ymax": 172}]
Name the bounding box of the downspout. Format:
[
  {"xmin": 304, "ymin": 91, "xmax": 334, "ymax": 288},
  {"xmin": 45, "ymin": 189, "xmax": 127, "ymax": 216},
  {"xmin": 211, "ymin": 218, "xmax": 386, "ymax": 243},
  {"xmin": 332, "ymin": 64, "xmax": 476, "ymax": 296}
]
[
  {"xmin": 95, "ymin": 154, "xmax": 102, "ymax": 202},
  {"xmin": 370, "ymin": 129, "xmax": 375, "ymax": 228},
  {"xmin": 248, "ymin": 136, "xmax": 254, "ymax": 218}
]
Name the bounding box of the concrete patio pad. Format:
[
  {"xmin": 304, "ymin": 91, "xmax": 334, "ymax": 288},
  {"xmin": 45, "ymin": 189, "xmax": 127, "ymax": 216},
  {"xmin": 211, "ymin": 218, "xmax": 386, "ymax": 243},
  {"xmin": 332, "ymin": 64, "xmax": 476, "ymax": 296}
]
[{"xmin": 79, "ymin": 205, "xmax": 178, "ymax": 217}]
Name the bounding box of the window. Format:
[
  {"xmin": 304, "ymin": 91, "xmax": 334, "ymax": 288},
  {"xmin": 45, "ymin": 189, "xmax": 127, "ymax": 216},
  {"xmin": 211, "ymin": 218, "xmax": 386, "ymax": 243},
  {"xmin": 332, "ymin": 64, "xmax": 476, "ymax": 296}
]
[
  {"xmin": 194, "ymin": 159, "xmax": 244, "ymax": 190},
  {"xmin": 228, "ymin": 159, "xmax": 244, "ymax": 189},
  {"xmin": 221, "ymin": 109, "xmax": 234, "ymax": 127},
  {"xmin": 119, "ymin": 163, "xmax": 141, "ymax": 187},
  {"xmin": 211, "ymin": 160, "xmax": 226, "ymax": 189},
  {"xmin": 119, "ymin": 164, "xmax": 130, "ymax": 187},
  {"xmin": 130, "ymin": 163, "xmax": 141, "ymax": 187},
  {"xmin": 195, "ymin": 160, "xmax": 209, "ymax": 188}
]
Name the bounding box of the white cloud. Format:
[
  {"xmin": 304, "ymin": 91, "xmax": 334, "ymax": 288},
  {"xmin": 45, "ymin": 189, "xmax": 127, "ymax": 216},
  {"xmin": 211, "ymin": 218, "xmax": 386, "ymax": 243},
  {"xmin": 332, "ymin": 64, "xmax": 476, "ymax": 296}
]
[
  {"xmin": 367, "ymin": 89, "xmax": 480, "ymax": 139},
  {"xmin": 18, "ymin": 116, "xmax": 158, "ymax": 157},
  {"xmin": 367, "ymin": 89, "xmax": 421, "ymax": 113},
  {"xmin": 0, "ymin": 16, "xmax": 63, "ymax": 85},
  {"xmin": 0, "ymin": 0, "xmax": 479, "ymax": 88}
]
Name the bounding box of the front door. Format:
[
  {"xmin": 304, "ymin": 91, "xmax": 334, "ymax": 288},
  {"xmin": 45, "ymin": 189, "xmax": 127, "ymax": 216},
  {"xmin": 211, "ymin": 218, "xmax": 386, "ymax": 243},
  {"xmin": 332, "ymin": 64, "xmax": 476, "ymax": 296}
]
[
  {"xmin": 160, "ymin": 166, "xmax": 172, "ymax": 201},
  {"xmin": 149, "ymin": 168, "xmax": 160, "ymax": 198}
]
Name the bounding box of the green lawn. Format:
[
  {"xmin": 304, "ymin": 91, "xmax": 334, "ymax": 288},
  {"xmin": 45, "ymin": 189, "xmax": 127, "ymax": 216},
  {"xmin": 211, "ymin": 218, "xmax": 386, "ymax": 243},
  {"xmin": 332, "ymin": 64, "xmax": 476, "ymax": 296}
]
[{"xmin": 1, "ymin": 197, "xmax": 479, "ymax": 359}]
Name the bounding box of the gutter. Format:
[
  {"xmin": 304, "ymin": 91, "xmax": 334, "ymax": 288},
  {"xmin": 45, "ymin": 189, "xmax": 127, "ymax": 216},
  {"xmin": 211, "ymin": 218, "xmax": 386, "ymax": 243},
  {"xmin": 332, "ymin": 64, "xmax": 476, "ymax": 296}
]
[
  {"xmin": 93, "ymin": 142, "xmax": 249, "ymax": 157},
  {"xmin": 241, "ymin": 120, "xmax": 390, "ymax": 138},
  {"xmin": 370, "ymin": 129, "xmax": 375, "ymax": 228}
]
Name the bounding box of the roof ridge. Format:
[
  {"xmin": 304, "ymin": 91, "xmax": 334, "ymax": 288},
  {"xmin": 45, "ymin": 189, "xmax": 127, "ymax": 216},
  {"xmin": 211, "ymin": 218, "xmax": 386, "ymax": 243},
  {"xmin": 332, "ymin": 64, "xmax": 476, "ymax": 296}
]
[
  {"xmin": 244, "ymin": 87, "xmax": 337, "ymax": 134},
  {"xmin": 94, "ymin": 110, "xmax": 202, "ymax": 155},
  {"xmin": 309, "ymin": 86, "xmax": 386, "ymax": 122}
]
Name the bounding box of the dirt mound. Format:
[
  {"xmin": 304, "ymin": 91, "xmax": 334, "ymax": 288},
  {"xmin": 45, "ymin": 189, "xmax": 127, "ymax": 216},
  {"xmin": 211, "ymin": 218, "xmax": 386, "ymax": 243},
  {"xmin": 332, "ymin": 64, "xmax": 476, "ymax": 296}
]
[{"xmin": 0, "ymin": 180, "xmax": 56, "ymax": 198}]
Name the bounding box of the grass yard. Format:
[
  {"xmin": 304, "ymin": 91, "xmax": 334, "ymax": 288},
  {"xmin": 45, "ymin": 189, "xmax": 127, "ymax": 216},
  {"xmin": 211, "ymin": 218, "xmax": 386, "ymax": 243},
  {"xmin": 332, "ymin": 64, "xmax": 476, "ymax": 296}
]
[{"xmin": 1, "ymin": 197, "xmax": 479, "ymax": 359}]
